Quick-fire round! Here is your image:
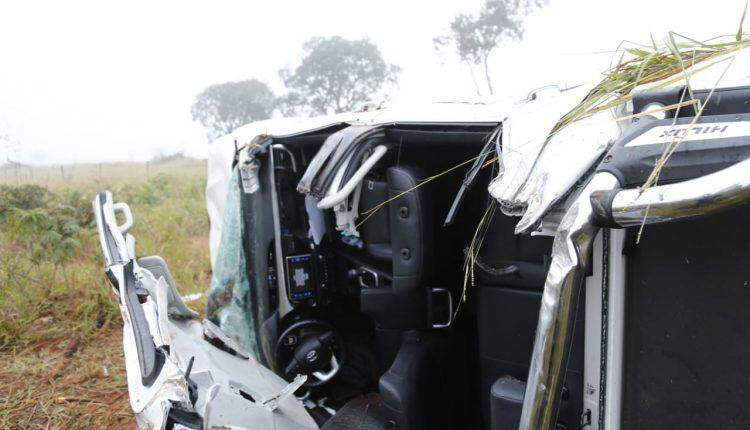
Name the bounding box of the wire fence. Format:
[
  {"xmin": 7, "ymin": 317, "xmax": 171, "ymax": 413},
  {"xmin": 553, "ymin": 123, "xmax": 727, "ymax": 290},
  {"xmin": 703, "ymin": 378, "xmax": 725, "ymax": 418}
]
[{"xmin": 0, "ymin": 158, "xmax": 205, "ymax": 189}]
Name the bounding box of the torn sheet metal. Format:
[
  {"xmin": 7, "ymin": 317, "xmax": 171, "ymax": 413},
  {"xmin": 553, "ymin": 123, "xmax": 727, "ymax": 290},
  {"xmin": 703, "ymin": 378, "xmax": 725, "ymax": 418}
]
[
  {"xmin": 519, "ymin": 172, "xmax": 618, "ymax": 429},
  {"xmin": 130, "ymin": 267, "xmax": 318, "ymax": 429},
  {"xmin": 487, "ymin": 84, "xmax": 623, "ymax": 234},
  {"xmin": 94, "ymin": 192, "xmax": 317, "ymax": 430},
  {"xmin": 489, "ymin": 48, "xmax": 750, "ymax": 236},
  {"xmin": 138, "ymin": 255, "xmax": 200, "ymax": 319}
]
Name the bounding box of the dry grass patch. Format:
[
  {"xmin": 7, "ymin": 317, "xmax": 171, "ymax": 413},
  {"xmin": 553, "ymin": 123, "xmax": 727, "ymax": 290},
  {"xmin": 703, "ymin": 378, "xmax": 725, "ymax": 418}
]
[
  {"xmin": 0, "ymin": 327, "xmax": 134, "ymax": 429},
  {"xmin": 0, "ymin": 158, "xmax": 210, "ymax": 428}
]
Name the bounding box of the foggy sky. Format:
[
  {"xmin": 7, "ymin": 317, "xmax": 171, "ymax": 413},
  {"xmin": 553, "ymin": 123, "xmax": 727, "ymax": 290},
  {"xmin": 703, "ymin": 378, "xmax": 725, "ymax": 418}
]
[{"xmin": 0, "ymin": 0, "xmax": 747, "ymax": 164}]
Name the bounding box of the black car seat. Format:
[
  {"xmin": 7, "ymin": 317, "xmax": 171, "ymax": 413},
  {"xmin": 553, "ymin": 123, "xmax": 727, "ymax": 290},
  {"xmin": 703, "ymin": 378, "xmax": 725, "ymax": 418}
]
[
  {"xmin": 357, "ymin": 165, "xmax": 465, "ymax": 430},
  {"xmin": 359, "ymin": 165, "xmax": 434, "ymax": 337}
]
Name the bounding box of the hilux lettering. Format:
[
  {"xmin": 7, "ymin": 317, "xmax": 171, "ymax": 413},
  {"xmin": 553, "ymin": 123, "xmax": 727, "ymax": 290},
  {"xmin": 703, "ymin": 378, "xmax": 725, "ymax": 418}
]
[
  {"xmin": 657, "ymin": 124, "xmax": 729, "ymax": 139},
  {"xmin": 625, "ymin": 121, "xmax": 750, "ymax": 147}
]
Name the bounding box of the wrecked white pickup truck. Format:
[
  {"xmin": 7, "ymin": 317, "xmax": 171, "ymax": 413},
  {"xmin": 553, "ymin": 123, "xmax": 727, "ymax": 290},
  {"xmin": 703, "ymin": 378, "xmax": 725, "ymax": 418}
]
[{"xmin": 94, "ymin": 43, "xmax": 750, "ymax": 430}]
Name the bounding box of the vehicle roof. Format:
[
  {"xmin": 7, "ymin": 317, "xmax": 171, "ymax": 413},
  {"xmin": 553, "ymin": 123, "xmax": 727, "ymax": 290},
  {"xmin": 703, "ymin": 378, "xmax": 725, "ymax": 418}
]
[{"xmin": 222, "ymin": 98, "xmax": 512, "ymax": 146}]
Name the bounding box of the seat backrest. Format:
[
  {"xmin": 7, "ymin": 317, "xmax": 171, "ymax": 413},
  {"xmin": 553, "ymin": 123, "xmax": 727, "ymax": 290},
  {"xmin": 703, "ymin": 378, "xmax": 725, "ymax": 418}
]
[
  {"xmin": 358, "ymin": 165, "xmax": 435, "ymax": 332},
  {"xmin": 386, "ymin": 165, "xmax": 434, "ymax": 293}
]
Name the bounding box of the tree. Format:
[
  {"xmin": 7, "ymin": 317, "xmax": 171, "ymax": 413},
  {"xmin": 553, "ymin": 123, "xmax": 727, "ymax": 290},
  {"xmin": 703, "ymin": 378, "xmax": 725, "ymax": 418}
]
[
  {"xmin": 435, "ymin": 0, "xmax": 545, "ymax": 96},
  {"xmin": 279, "ymin": 36, "xmax": 400, "ymax": 116},
  {"xmin": 0, "ymin": 132, "xmax": 20, "ymax": 165},
  {"xmin": 191, "ymin": 79, "xmax": 276, "ymax": 141}
]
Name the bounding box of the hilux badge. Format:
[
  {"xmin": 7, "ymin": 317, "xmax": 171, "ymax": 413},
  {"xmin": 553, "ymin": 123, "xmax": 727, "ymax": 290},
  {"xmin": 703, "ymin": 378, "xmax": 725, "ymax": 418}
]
[{"xmin": 625, "ymin": 121, "xmax": 750, "ymax": 147}]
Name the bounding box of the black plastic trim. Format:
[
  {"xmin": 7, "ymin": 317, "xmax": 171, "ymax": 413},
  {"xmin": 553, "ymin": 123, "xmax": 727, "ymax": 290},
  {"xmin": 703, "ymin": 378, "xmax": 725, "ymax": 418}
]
[
  {"xmin": 122, "ymin": 260, "xmax": 164, "ymax": 386},
  {"xmin": 589, "ymin": 189, "xmax": 622, "ymax": 228},
  {"xmin": 98, "ymin": 191, "xmax": 122, "ymax": 264}
]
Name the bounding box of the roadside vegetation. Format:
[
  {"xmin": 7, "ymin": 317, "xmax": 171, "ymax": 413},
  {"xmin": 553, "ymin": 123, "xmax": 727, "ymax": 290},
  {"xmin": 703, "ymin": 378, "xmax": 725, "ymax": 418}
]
[{"xmin": 0, "ymin": 157, "xmax": 210, "ymax": 429}]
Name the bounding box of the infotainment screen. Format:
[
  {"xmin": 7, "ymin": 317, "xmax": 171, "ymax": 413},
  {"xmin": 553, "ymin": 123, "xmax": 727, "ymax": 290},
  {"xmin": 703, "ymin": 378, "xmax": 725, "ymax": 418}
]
[{"xmin": 285, "ymin": 254, "xmax": 316, "ymax": 300}]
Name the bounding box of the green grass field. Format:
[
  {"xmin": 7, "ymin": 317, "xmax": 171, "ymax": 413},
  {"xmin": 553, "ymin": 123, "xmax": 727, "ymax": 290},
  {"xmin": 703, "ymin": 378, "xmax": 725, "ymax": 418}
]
[{"xmin": 0, "ymin": 157, "xmax": 211, "ymax": 429}]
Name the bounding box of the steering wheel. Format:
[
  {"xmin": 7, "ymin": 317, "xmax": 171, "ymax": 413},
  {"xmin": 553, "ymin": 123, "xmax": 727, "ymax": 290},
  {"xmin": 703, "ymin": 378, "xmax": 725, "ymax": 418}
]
[{"xmin": 275, "ymin": 320, "xmax": 344, "ymax": 387}]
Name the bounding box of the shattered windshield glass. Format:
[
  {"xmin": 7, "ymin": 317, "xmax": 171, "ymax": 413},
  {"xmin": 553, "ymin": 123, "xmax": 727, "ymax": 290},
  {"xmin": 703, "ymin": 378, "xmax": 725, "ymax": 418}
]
[{"xmin": 206, "ymin": 166, "xmax": 262, "ymax": 358}]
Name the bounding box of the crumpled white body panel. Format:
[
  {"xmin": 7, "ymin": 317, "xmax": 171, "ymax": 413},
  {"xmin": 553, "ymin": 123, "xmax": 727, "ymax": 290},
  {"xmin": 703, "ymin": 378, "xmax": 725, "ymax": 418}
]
[
  {"xmin": 487, "ymin": 48, "xmax": 750, "ymax": 235},
  {"xmin": 123, "ymin": 263, "xmax": 318, "ymax": 430},
  {"xmin": 487, "ymin": 84, "xmax": 622, "ymax": 234}
]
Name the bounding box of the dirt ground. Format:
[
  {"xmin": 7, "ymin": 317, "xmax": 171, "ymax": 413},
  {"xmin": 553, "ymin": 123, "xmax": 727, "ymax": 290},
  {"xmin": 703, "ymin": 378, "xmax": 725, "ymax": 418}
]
[{"xmin": 0, "ymin": 327, "xmax": 135, "ymax": 429}]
